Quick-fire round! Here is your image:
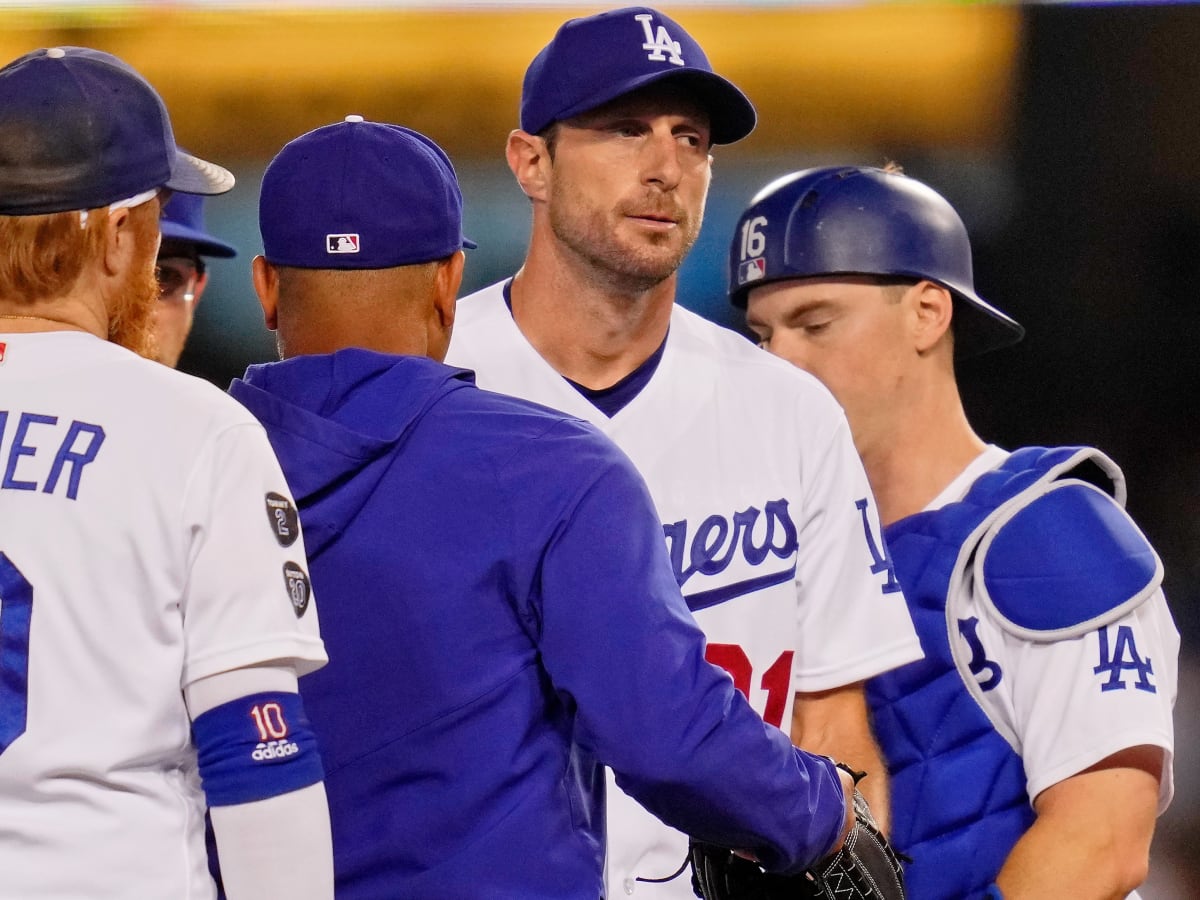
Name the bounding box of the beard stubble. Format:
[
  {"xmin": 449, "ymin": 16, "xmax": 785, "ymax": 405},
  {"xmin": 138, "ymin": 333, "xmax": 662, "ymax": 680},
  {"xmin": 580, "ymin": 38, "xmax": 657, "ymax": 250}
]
[
  {"xmin": 549, "ymin": 186, "xmax": 703, "ymax": 294},
  {"xmin": 107, "ymin": 210, "xmax": 162, "ymax": 359}
]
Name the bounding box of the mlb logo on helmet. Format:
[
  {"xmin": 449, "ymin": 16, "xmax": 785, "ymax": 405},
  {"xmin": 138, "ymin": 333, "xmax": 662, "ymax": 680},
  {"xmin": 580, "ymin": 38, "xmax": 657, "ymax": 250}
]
[
  {"xmin": 327, "ymin": 234, "xmax": 360, "ymax": 254},
  {"xmin": 739, "ymin": 257, "xmax": 766, "ymax": 285}
]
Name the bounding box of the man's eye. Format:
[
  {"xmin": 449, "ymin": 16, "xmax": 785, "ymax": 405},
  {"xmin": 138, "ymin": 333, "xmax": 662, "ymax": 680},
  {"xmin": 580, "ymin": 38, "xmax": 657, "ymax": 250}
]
[{"xmin": 156, "ymin": 267, "xmax": 182, "ymax": 292}]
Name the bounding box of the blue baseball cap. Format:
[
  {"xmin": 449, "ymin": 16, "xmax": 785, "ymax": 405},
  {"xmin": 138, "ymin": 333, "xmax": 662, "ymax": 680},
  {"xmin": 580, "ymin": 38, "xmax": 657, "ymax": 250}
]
[
  {"xmin": 160, "ymin": 192, "xmax": 238, "ymax": 258},
  {"xmin": 520, "ymin": 6, "xmax": 756, "ymax": 145},
  {"xmin": 0, "ymin": 46, "xmax": 234, "ymax": 216},
  {"xmin": 259, "ymin": 116, "xmax": 476, "ymax": 270}
]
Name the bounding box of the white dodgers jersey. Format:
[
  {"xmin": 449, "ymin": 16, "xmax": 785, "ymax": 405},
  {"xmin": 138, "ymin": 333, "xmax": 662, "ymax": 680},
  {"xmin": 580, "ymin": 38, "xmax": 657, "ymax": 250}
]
[
  {"xmin": 446, "ymin": 284, "xmax": 923, "ymax": 898},
  {"xmin": 0, "ymin": 332, "xmax": 327, "ymax": 900}
]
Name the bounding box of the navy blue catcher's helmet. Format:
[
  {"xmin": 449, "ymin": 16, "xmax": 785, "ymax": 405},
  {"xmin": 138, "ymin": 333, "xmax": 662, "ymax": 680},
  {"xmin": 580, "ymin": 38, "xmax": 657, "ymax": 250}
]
[{"xmin": 728, "ymin": 165, "xmax": 1025, "ymax": 358}]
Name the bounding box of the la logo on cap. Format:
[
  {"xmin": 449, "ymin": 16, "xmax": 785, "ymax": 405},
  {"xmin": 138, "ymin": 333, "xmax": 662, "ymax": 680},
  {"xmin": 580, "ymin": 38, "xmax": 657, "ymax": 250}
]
[
  {"xmin": 636, "ymin": 13, "xmax": 684, "ymax": 66},
  {"xmin": 326, "ymin": 234, "xmax": 360, "ymax": 254}
]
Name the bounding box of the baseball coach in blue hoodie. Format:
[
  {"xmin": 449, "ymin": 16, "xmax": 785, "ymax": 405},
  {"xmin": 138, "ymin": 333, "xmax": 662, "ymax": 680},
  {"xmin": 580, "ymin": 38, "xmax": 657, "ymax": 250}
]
[{"xmin": 229, "ymin": 115, "xmax": 859, "ymax": 900}]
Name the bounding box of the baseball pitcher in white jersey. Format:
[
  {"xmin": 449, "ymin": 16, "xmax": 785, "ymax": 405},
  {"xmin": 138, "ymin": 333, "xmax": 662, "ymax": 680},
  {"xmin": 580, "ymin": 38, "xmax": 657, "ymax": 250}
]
[
  {"xmin": 0, "ymin": 47, "xmax": 333, "ymax": 900},
  {"xmin": 443, "ymin": 8, "xmax": 923, "ymax": 896}
]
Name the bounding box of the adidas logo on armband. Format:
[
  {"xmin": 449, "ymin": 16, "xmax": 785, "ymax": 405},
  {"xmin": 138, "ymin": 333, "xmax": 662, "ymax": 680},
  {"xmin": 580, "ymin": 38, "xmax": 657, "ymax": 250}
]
[{"xmin": 252, "ymin": 739, "xmax": 300, "ymax": 762}]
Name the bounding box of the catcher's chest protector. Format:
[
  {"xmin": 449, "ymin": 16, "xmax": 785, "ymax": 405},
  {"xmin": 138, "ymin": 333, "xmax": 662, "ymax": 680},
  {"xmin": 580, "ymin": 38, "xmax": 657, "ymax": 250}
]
[{"xmin": 864, "ymin": 450, "xmax": 1090, "ymax": 899}]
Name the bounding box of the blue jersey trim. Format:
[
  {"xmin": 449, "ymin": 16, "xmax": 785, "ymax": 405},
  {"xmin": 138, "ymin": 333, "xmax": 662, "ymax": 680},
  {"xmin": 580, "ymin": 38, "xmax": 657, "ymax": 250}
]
[
  {"xmin": 192, "ymin": 690, "xmax": 324, "ymax": 807},
  {"xmin": 564, "ymin": 337, "xmax": 667, "ymax": 418},
  {"xmin": 685, "ymin": 565, "xmax": 797, "ymax": 613},
  {"xmin": 501, "ymin": 279, "xmax": 668, "ymax": 418}
]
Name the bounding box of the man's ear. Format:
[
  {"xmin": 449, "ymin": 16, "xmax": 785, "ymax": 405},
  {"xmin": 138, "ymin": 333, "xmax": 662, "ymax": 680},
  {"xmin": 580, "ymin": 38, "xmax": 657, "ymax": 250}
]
[
  {"xmin": 427, "ymin": 251, "xmax": 466, "ymax": 363},
  {"xmin": 103, "ymin": 206, "xmax": 139, "ymax": 276},
  {"xmin": 190, "ymin": 271, "xmax": 210, "ymax": 307},
  {"xmin": 910, "ymin": 281, "xmax": 954, "ymax": 354},
  {"xmin": 251, "ymin": 255, "xmax": 279, "ymax": 330},
  {"xmin": 506, "ymin": 129, "xmax": 551, "ymax": 203},
  {"xmin": 433, "ymin": 250, "xmax": 466, "ymax": 331}
]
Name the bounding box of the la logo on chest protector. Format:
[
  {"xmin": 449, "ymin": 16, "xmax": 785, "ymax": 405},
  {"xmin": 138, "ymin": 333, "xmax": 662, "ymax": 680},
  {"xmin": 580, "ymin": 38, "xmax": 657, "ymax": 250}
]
[{"xmin": 636, "ymin": 13, "xmax": 685, "ymax": 66}]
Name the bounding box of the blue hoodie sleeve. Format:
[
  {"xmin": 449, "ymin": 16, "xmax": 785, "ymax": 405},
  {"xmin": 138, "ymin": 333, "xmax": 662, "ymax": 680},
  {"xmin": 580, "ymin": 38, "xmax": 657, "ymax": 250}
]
[{"xmin": 529, "ymin": 430, "xmax": 844, "ymax": 874}]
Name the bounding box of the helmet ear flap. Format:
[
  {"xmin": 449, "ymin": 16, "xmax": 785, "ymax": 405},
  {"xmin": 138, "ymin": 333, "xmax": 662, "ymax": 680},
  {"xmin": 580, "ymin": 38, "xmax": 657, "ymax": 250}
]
[{"xmin": 728, "ymin": 166, "xmax": 1025, "ymax": 358}]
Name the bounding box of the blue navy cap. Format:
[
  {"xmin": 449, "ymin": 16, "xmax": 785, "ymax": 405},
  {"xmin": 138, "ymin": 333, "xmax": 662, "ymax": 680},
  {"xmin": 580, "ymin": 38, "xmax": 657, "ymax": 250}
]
[
  {"xmin": 0, "ymin": 46, "xmax": 234, "ymax": 216},
  {"xmin": 160, "ymin": 192, "xmax": 237, "ymax": 258},
  {"xmin": 520, "ymin": 6, "xmax": 756, "ymax": 145},
  {"xmin": 259, "ymin": 116, "xmax": 476, "ymax": 270}
]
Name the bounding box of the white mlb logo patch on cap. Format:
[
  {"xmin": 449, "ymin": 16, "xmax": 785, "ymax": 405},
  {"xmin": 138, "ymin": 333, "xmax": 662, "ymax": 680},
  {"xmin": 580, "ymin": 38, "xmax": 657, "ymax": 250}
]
[{"xmin": 326, "ymin": 234, "xmax": 360, "ymax": 254}]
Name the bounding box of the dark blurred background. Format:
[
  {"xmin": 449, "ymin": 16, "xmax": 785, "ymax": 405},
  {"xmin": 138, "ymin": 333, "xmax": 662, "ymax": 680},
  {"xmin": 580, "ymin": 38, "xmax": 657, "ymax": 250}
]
[{"xmin": 3, "ymin": 3, "xmax": 1196, "ymax": 894}]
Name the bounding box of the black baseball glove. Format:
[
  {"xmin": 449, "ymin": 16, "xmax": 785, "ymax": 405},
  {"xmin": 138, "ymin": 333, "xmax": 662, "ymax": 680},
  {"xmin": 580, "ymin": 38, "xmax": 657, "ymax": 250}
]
[{"xmin": 689, "ymin": 772, "xmax": 906, "ymax": 900}]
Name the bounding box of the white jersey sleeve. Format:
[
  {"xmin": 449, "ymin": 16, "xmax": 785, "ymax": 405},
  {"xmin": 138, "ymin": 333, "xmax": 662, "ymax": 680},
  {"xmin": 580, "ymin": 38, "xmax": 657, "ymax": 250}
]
[
  {"xmin": 179, "ymin": 420, "xmax": 326, "ymax": 686},
  {"xmin": 789, "ymin": 408, "xmax": 919, "ymax": 690},
  {"xmin": 960, "ymin": 585, "xmax": 1178, "ymax": 808}
]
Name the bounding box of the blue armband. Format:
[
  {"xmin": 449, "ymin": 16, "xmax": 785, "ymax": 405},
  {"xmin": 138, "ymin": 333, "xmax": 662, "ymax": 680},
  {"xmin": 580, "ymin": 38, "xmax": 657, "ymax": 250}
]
[
  {"xmin": 192, "ymin": 691, "xmax": 324, "ymax": 807},
  {"xmin": 984, "ymin": 884, "xmax": 1004, "ymax": 899}
]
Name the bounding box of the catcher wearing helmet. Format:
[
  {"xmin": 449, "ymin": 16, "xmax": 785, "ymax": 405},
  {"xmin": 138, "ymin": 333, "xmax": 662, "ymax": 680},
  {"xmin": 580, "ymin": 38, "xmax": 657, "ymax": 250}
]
[
  {"xmin": 728, "ymin": 165, "xmax": 1179, "ymax": 900},
  {"xmin": 728, "ymin": 164, "xmax": 1022, "ymax": 357}
]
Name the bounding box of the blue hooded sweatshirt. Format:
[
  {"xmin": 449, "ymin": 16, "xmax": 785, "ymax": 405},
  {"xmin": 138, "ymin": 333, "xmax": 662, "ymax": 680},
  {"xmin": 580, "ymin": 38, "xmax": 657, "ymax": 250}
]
[{"xmin": 229, "ymin": 349, "xmax": 843, "ymax": 900}]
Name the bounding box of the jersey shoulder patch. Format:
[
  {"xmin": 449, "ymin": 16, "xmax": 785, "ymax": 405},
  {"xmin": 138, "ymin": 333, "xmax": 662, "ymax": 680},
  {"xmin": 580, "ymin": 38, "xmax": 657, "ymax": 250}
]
[{"xmin": 975, "ymin": 479, "xmax": 1163, "ymax": 640}]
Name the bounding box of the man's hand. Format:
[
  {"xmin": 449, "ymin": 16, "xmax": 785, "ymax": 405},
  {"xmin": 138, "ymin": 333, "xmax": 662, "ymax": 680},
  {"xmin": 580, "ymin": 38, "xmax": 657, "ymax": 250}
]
[{"xmin": 688, "ymin": 767, "xmax": 906, "ymax": 900}]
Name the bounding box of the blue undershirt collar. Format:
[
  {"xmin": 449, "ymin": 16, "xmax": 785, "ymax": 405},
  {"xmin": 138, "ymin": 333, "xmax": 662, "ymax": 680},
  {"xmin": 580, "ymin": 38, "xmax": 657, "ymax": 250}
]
[{"xmin": 502, "ymin": 279, "xmax": 667, "ymax": 418}]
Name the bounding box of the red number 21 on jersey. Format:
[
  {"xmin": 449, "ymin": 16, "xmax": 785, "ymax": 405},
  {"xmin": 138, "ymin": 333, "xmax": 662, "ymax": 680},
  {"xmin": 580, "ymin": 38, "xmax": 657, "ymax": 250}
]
[{"xmin": 704, "ymin": 644, "xmax": 794, "ymax": 729}]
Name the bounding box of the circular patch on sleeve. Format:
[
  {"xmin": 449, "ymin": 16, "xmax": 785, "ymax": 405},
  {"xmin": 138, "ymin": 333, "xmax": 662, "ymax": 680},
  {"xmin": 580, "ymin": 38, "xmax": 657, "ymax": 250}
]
[
  {"xmin": 282, "ymin": 561, "xmax": 311, "ymax": 618},
  {"xmin": 265, "ymin": 492, "xmax": 300, "ymax": 547}
]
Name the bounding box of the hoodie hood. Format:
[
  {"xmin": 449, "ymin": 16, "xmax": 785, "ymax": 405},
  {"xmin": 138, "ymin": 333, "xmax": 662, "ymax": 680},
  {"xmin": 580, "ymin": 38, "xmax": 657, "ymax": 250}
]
[{"xmin": 230, "ymin": 349, "xmax": 474, "ymax": 558}]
